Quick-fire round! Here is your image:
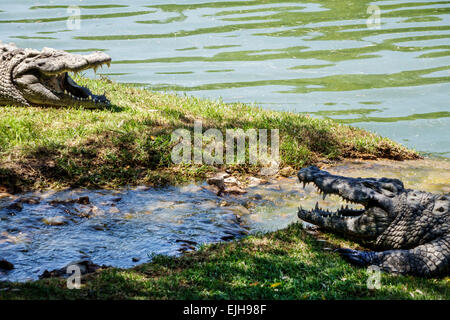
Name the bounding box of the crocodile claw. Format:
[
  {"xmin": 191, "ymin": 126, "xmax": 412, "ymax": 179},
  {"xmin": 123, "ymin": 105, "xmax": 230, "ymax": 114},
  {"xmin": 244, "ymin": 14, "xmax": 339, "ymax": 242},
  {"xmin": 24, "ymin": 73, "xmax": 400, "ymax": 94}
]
[{"xmin": 335, "ymin": 248, "xmax": 372, "ymax": 267}]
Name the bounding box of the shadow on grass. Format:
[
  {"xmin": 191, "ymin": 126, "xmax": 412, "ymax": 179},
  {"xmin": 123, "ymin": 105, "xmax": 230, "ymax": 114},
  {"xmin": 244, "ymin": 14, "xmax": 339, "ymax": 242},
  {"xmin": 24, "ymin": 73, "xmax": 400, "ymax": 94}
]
[{"xmin": 105, "ymin": 103, "xmax": 126, "ymax": 113}]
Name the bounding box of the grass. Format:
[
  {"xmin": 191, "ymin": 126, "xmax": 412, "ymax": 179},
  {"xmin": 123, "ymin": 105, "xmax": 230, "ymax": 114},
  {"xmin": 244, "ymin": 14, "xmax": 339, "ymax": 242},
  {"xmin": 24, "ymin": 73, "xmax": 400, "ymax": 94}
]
[
  {"xmin": 0, "ymin": 75, "xmax": 418, "ymax": 193},
  {"xmin": 1, "ymin": 223, "xmax": 448, "ymax": 300}
]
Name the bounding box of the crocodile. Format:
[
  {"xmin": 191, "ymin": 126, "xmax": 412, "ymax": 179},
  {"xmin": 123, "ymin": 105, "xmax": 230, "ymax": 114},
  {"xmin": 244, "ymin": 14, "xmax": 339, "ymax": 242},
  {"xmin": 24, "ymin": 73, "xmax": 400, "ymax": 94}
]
[
  {"xmin": 0, "ymin": 42, "xmax": 111, "ymax": 107},
  {"xmin": 297, "ymin": 166, "xmax": 449, "ymax": 277}
]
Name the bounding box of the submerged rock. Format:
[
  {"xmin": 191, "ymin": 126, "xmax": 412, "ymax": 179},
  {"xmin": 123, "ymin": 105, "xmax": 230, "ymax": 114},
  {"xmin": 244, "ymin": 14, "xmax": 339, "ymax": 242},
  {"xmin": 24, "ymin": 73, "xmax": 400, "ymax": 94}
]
[
  {"xmin": 176, "ymin": 239, "xmax": 198, "ymax": 246},
  {"xmin": 220, "ymin": 235, "xmax": 235, "ymax": 241},
  {"xmin": 76, "ymin": 196, "xmax": 90, "ymax": 205},
  {"xmin": 0, "ymin": 259, "xmax": 14, "ymax": 271},
  {"xmin": 19, "ymin": 196, "xmax": 41, "ymax": 205},
  {"xmin": 42, "ymin": 216, "xmax": 67, "ymax": 226},
  {"xmin": 49, "ymin": 196, "xmax": 90, "ymax": 206},
  {"xmin": 39, "ymin": 260, "xmax": 107, "ymax": 279},
  {"xmin": 6, "ymin": 201, "xmax": 23, "ymax": 212}
]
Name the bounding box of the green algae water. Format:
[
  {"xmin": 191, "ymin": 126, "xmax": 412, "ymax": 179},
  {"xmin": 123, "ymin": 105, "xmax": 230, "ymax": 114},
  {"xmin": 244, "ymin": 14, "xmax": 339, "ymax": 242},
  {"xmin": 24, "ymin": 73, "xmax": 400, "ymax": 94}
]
[{"xmin": 0, "ymin": 0, "xmax": 449, "ymax": 156}]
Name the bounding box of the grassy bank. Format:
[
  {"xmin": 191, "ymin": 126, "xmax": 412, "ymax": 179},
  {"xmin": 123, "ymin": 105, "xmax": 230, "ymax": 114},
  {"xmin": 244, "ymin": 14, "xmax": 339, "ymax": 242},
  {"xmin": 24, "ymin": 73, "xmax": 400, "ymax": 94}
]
[
  {"xmin": 1, "ymin": 223, "xmax": 448, "ymax": 300},
  {"xmin": 0, "ymin": 76, "xmax": 418, "ymax": 193}
]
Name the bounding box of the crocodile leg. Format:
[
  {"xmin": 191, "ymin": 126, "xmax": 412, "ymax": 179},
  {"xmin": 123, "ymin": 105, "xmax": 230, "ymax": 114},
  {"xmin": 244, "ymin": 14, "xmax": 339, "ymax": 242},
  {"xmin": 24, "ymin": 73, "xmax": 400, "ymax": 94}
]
[{"xmin": 336, "ymin": 238, "xmax": 450, "ymax": 277}]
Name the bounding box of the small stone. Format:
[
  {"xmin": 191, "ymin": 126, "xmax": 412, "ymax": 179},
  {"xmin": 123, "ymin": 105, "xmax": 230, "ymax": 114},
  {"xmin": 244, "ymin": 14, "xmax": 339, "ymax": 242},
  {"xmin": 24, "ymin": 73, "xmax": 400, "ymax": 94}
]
[
  {"xmin": 176, "ymin": 239, "xmax": 198, "ymax": 246},
  {"xmin": 247, "ymin": 177, "xmax": 266, "ymax": 187},
  {"xmin": 0, "ymin": 259, "xmax": 14, "ymax": 270},
  {"xmin": 223, "ymin": 186, "xmax": 247, "ymax": 195},
  {"xmin": 201, "ymin": 184, "xmax": 220, "ymax": 195},
  {"xmin": 279, "ymin": 166, "xmax": 295, "ymax": 177},
  {"xmin": 42, "ymin": 216, "xmax": 67, "ymax": 226},
  {"xmin": 76, "ymin": 196, "xmax": 90, "ymax": 205},
  {"xmin": 7, "ymin": 202, "xmax": 23, "ymax": 211},
  {"xmin": 178, "ymin": 243, "xmax": 196, "ymax": 252},
  {"xmin": 207, "ymin": 176, "xmax": 225, "ymax": 191},
  {"xmin": 132, "ymin": 257, "xmax": 140, "ymax": 262},
  {"xmin": 230, "ymin": 205, "xmax": 250, "ymax": 216}
]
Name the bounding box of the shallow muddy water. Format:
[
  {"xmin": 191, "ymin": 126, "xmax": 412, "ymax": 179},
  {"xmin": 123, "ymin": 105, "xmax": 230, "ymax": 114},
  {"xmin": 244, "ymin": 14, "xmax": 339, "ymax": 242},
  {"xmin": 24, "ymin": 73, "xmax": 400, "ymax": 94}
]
[
  {"xmin": 0, "ymin": 158, "xmax": 448, "ymax": 282},
  {"xmin": 1, "ymin": 0, "xmax": 449, "ymax": 156}
]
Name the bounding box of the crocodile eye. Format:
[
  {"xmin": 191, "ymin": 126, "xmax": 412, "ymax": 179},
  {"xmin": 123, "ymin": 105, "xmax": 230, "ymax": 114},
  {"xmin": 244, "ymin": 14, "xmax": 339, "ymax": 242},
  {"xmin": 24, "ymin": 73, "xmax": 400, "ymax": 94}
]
[
  {"xmin": 433, "ymin": 205, "xmax": 448, "ymax": 216},
  {"xmin": 382, "ymin": 184, "xmax": 396, "ymax": 192}
]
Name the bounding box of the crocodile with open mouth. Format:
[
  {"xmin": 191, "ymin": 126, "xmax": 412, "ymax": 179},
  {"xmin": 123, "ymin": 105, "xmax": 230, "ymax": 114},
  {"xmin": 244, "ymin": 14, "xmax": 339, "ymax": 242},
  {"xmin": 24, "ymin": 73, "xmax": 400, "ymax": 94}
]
[
  {"xmin": 0, "ymin": 42, "xmax": 111, "ymax": 107},
  {"xmin": 297, "ymin": 166, "xmax": 449, "ymax": 277}
]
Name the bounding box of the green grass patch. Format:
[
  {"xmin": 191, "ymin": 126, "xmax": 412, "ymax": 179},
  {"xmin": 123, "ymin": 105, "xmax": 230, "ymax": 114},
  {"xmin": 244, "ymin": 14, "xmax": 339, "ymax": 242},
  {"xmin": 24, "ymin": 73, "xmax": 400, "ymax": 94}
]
[{"xmin": 1, "ymin": 223, "xmax": 448, "ymax": 300}]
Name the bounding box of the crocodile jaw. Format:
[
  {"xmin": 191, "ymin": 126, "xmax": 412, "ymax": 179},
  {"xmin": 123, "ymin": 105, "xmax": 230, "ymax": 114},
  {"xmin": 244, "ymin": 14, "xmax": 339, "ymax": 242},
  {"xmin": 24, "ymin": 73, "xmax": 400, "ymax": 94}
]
[
  {"xmin": 12, "ymin": 48, "xmax": 111, "ymax": 108},
  {"xmin": 297, "ymin": 166, "xmax": 400, "ymax": 239}
]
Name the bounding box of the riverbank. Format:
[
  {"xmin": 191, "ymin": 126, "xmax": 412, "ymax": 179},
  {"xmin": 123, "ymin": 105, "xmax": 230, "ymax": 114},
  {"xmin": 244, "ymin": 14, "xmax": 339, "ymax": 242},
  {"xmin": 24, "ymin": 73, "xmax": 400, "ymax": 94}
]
[
  {"xmin": 0, "ymin": 76, "xmax": 418, "ymax": 193},
  {"xmin": 3, "ymin": 78, "xmax": 447, "ymax": 300},
  {"xmin": 1, "ymin": 220, "xmax": 449, "ymax": 300}
]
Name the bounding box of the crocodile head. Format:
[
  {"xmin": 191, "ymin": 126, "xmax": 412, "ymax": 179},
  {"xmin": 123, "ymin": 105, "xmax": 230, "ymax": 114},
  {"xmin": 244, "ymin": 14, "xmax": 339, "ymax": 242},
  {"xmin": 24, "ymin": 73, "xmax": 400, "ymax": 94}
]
[
  {"xmin": 297, "ymin": 166, "xmax": 450, "ymax": 276},
  {"xmin": 297, "ymin": 166, "xmax": 405, "ymax": 240},
  {"xmin": 298, "ymin": 166, "xmax": 450, "ymax": 245},
  {"xmin": 11, "ymin": 46, "xmax": 111, "ymax": 107}
]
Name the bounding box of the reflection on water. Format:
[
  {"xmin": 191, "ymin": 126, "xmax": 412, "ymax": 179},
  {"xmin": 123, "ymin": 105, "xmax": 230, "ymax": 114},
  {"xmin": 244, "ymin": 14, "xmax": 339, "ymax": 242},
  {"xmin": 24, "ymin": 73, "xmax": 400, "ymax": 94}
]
[
  {"xmin": 0, "ymin": 158, "xmax": 448, "ymax": 282},
  {"xmin": 0, "ymin": 1, "xmax": 449, "ymax": 155}
]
